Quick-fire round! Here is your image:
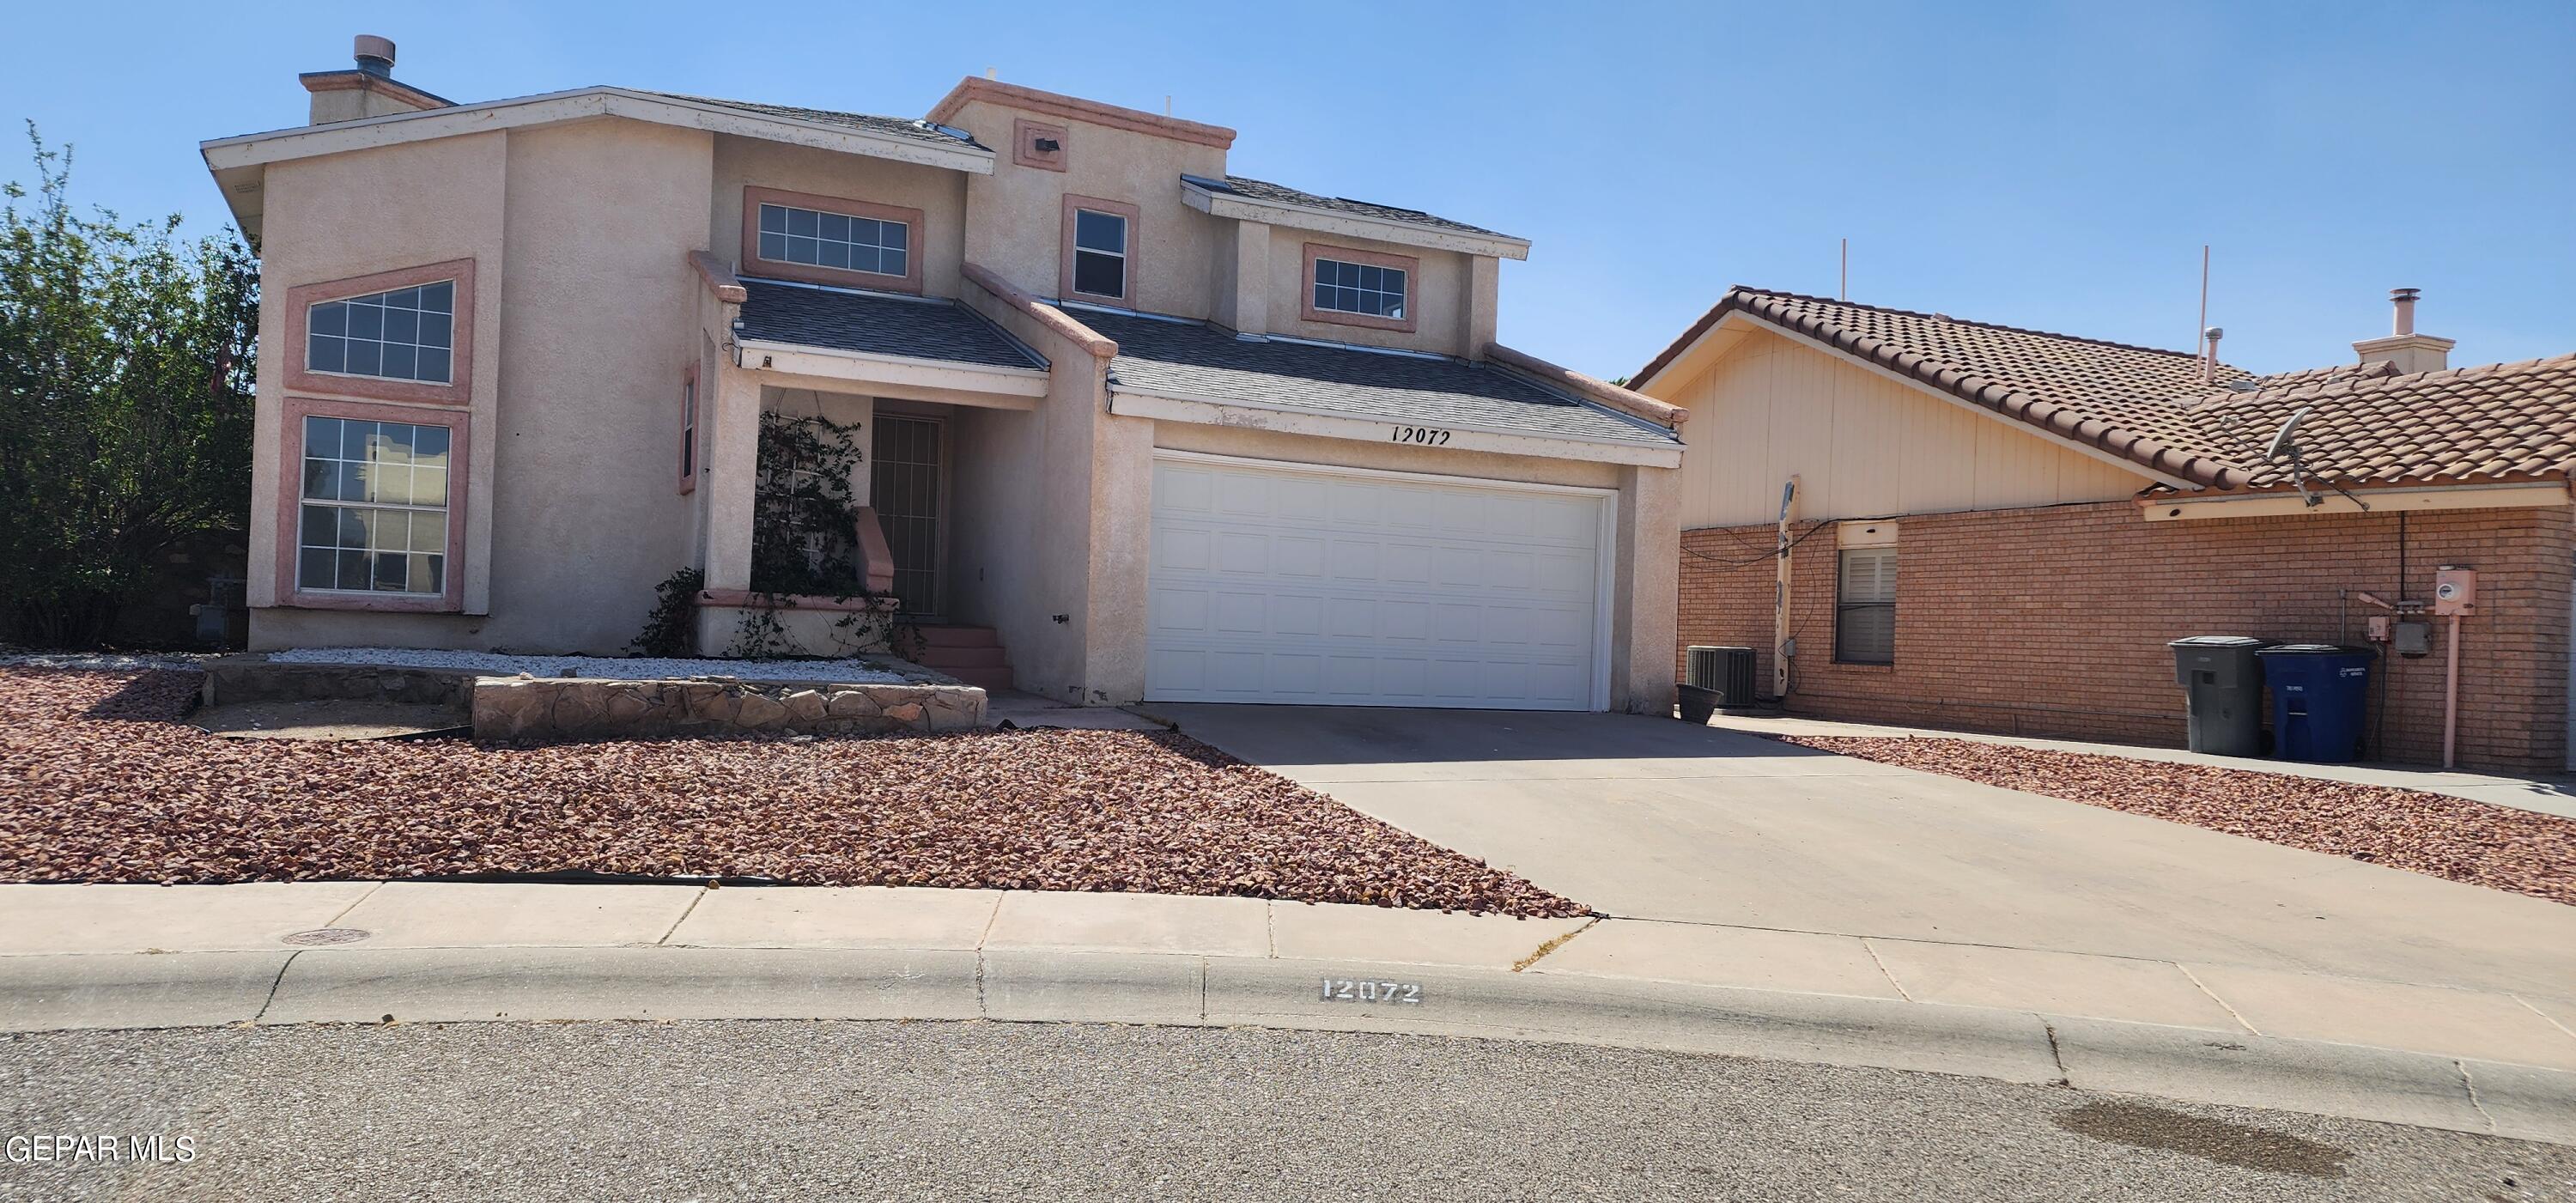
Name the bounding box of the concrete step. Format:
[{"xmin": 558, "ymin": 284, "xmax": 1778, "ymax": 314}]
[
  {"xmin": 915, "ymin": 645, "xmax": 1008, "ymax": 669},
  {"xmin": 914, "ymin": 625, "xmax": 999, "ymax": 648},
  {"xmin": 938, "ymin": 665, "xmax": 1015, "ymax": 691}
]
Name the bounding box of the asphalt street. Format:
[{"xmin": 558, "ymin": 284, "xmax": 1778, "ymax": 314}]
[{"xmin": 0, "ymin": 1020, "xmax": 2567, "ymax": 1201}]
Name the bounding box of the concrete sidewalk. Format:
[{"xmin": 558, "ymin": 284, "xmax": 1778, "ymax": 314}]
[
  {"xmin": 1706, "ymin": 711, "xmax": 2576, "ymax": 821},
  {"xmin": 3, "ymin": 881, "xmax": 2570, "ymax": 1145}
]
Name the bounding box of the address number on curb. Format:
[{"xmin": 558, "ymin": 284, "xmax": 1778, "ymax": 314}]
[
  {"xmin": 1388, "ymin": 426, "xmax": 1453, "ymax": 447},
  {"xmin": 1320, "ymin": 977, "xmax": 1425, "ymax": 1005}
]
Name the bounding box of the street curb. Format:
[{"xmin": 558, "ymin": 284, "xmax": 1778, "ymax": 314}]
[{"xmin": 0, "ymin": 945, "xmax": 2566, "ymax": 1145}]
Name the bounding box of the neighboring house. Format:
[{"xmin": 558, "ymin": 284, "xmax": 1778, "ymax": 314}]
[
  {"xmin": 1633, "ymin": 285, "xmax": 2576, "ymax": 772},
  {"xmin": 200, "ymin": 36, "xmax": 1686, "ymax": 712}
]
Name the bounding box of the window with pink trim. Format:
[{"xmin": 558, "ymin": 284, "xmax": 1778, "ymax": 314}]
[
  {"xmin": 677, "ymin": 368, "xmax": 699, "ymax": 494},
  {"xmin": 295, "ymin": 413, "xmax": 453, "ymax": 596},
  {"xmin": 276, "ymin": 396, "xmax": 469, "ymax": 612}
]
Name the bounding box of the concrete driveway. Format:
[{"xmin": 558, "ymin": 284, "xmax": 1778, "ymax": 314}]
[{"xmin": 1156, "ymin": 705, "xmax": 2576, "ymax": 999}]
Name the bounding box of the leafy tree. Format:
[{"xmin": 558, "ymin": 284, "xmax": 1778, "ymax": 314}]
[{"xmin": 0, "ymin": 125, "xmax": 258, "ymax": 647}]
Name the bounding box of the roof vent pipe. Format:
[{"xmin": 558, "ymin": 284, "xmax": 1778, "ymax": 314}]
[
  {"xmin": 2201, "ymin": 325, "xmax": 2223, "ymax": 384},
  {"xmin": 353, "ymin": 34, "xmax": 396, "ymax": 77},
  {"xmin": 2390, "ymin": 287, "xmax": 2420, "ymax": 336}
]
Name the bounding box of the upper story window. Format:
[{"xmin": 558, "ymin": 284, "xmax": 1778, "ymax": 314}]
[
  {"xmin": 1072, "ymin": 208, "xmax": 1128, "ymax": 300},
  {"xmin": 1299, "ymin": 244, "xmax": 1419, "ymax": 333},
  {"xmin": 1313, "ymin": 258, "xmax": 1406, "ymax": 320},
  {"xmin": 757, "ymin": 203, "xmax": 908, "ymax": 279},
  {"xmin": 297, "ymin": 414, "xmax": 452, "ymax": 596},
  {"xmin": 739, "ymin": 187, "xmax": 925, "ymax": 294},
  {"xmin": 307, "ymin": 281, "xmax": 454, "ymax": 385},
  {"xmin": 284, "ymin": 260, "xmax": 475, "ymax": 406}
]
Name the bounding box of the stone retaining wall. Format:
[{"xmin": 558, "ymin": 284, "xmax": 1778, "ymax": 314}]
[
  {"xmin": 200, "ymin": 655, "xmax": 475, "ymax": 708},
  {"xmin": 471, "ymin": 676, "xmax": 984, "ymax": 742}
]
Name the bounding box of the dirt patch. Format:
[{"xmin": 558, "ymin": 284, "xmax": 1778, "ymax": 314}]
[
  {"xmin": 196, "ymin": 699, "xmax": 469, "ymax": 741},
  {"xmin": 0, "ymin": 668, "xmax": 1583, "ymax": 916},
  {"xmin": 1776, "ymin": 733, "xmax": 2576, "ymax": 907}
]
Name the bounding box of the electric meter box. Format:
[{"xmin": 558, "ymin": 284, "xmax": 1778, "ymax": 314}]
[{"xmin": 2433, "ymin": 568, "xmax": 2478, "ymax": 616}]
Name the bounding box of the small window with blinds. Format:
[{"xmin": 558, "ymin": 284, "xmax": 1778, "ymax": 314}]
[{"xmin": 1835, "ymin": 548, "xmax": 1897, "ymax": 665}]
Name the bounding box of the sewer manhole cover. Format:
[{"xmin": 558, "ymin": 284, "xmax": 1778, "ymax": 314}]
[{"xmin": 281, "ymin": 927, "xmax": 373, "ymax": 946}]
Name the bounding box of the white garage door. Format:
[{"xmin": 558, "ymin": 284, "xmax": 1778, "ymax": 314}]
[{"xmin": 1145, "ymin": 453, "xmax": 1609, "ymax": 710}]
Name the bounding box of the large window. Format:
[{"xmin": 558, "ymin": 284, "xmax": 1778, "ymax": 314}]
[
  {"xmin": 297, "ymin": 415, "xmax": 451, "ymax": 595},
  {"xmin": 1312, "ymin": 257, "xmax": 1406, "ymax": 320},
  {"xmin": 1835, "ymin": 547, "xmax": 1897, "ymax": 665},
  {"xmin": 756, "ymin": 202, "xmax": 908, "ymax": 279},
  {"xmin": 307, "ymin": 281, "xmax": 454, "ymax": 385},
  {"xmin": 1071, "ymin": 208, "xmax": 1128, "ymax": 299}
]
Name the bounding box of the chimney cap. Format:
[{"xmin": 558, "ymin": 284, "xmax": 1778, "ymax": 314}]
[
  {"xmin": 2202, "ymin": 325, "xmax": 2224, "ymax": 341},
  {"xmin": 2390, "ymin": 287, "xmax": 2421, "ymax": 301},
  {"xmin": 353, "ymin": 34, "xmax": 396, "ymax": 75}
]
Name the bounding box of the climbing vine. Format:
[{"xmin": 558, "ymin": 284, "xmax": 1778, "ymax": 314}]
[{"xmin": 731, "ymin": 410, "xmax": 914, "ymax": 660}]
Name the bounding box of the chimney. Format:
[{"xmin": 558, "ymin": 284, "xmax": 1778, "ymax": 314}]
[
  {"xmin": 301, "ymin": 34, "xmax": 451, "ymax": 125},
  {"xmin": 2201, "ymin": 325, "xmax": 2224, "ymax": 384},
  {"xmin": 2353, "ymin": 286, "xmax": 2455, "ymax": 374}
]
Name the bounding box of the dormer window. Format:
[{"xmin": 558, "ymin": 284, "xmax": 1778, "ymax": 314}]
[
  {"xmin": 1313, "ymin": 258, "xmax": 1405, "ymax": 320},
  {"xmin": 1300, "ymin": 244, "xmax": 1419, "ymax": 333},
  {"xmin": 307, "ymin": 280, "xmax": 454, "ymax": 384}
]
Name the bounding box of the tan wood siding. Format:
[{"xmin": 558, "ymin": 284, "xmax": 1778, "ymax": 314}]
[{"xmin": 1670, "ymin": 329, "xmax": 2153, "ymax": 528}]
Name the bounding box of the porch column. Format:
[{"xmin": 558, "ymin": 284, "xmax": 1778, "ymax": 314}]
[
  {"xmin": 1612, "ymin": 461, "xmax": 1682, "ymax": 714},
  {"xmin": 702, "ymin": 358, "xmax": 763, "ymax": 592}
]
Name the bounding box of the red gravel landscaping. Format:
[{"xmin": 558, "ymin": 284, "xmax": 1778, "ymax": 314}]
[
  {"xmin": 1775, "ymin": 733, "xmax": 2576, "ymax": 908},
  {"xmin": 0, "ymin": 668, "xmax": 1583, "ymax": 916}
]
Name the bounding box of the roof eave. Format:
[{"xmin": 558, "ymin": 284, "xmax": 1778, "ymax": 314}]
[
  {"xmin": 1179, "ymin": 178, "xmax": 1529, "ymax": 260},
  {"xmin": 200, "ymin": 86, "xmax": 996, "ymax": 176}
]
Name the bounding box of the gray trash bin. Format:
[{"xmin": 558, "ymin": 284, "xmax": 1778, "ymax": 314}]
[{"xmin": 2169, "ymin": 636, "xmax": 2272, "ymax": 756}]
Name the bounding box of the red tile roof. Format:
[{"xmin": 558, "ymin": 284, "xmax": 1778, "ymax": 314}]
[{"xmin": 1637, "ymin": 287, "xmax": 2576, "ymax": 492}]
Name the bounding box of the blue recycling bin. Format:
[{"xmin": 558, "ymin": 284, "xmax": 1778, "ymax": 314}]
[{"xmin": 2255, "ymin": 644, "xmax": 2377, "ymax": 763}]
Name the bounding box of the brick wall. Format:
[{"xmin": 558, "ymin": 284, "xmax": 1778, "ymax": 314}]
[{"xmin": 1677, "ymin": 501, "xmax": 2573, "ymax": 773}]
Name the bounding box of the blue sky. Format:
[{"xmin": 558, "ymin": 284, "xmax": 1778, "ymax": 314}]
[{"xmin": 4, "ymin": 1, "xmax": 2569, "ymax": 378}]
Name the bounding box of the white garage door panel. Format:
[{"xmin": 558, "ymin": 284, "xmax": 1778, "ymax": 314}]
[{"xmin": 1145, "ymin": 455, "xmax": 1607, "ymax": 710}]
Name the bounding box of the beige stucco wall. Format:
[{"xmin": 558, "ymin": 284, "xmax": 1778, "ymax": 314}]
[
  {"xmin": 1661, "ymin": 327, "xmax": 2154, "ymax": 529},
  {"xmin": 252, "ymin": 118, "xmax": 715, "ymax": 653},
  {"xmin": 1260, "ymin": 228, "xmax": 1477, "ymax": 357},
  {"xmin": 950, "ymin": 283, "xmax": 1118, "ymax": 701},
  {"xmin": 709, "ymin": 136, "xmax": 969, "ymax": 297},
  {"xmin": 246, "ymin": 131, "xmax": 507, "ymax": 644},
  {"xmin": 942, "ymin": 98, "xmax": 1228, "ymax": 319}
]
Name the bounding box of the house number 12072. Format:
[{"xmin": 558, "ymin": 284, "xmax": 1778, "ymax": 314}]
[
  {"xmin": 1321, "ymin": 977, "xmax": 1424, "ymax": 1004},
  {"xmin": 1389, "ymin": 426, "xmax": 1453, "ymax": 446}
]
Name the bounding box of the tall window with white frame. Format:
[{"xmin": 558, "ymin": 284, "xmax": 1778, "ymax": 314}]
[
  {"xmin": 1835, "ymin": 547, "xmax": 1897, "ymax": 665},
  {"xmin": 1312, "ymin": 257, "xmax": 1406, "ymax": 320},
  {"xmin": 298, "ymin": 416, "xmax": 452, "ymax": 595},
  {"xmin": 756, "ymin": 202, "xmax": 908, "ymax": 279},
  {"xmin": 307, "ymin": 281, "xmax": 455, "ymax": 384},
  {"xmin": 1071, "ymin": 208, "xmax": 1127, "ymax": 300}
]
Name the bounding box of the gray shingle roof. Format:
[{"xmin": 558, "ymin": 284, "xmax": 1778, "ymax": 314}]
[
  {"xmin": 646, "ymin": 93, "xmax": 991, "ymax": 150},
  {"xmin": 1184, "ymin": 175, "xmax": 1517, "ymax": 241},
  {"xmin": 736, "ymin": 280, "xmax": 1044, "ymax": 370},
  {"xmin": 1083, "ymin": 310, "xmax": 1677, "ymax": 447}
]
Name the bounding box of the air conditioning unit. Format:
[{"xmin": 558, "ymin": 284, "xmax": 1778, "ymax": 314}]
[{"xmin": 1686, "ymin": 646, "xmax": 1759, "ymax": 708}]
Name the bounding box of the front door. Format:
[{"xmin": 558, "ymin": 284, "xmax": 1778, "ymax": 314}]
[{"xmin": 870, "ymin": 414, "xmax": 943, "ymax": 617}]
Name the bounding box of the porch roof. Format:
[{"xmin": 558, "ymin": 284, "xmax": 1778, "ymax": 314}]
[{"xmin": 736, "ymin": 279, "xmax": 1047, "ymax": 371}]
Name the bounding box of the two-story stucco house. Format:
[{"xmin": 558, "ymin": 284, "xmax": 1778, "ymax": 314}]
[{"xmin": 200, "ymin": 36, "xmax": 1686, "ymax": 712}]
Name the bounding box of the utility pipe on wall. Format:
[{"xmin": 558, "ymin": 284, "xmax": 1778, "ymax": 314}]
[
  {"xmin": 2444, "ymin": 613, "xmax": 2462, "ymax": 769},
  {"xmin": 1773, "ymin": 476, "xmax": 1799, "ymax": 699}
]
